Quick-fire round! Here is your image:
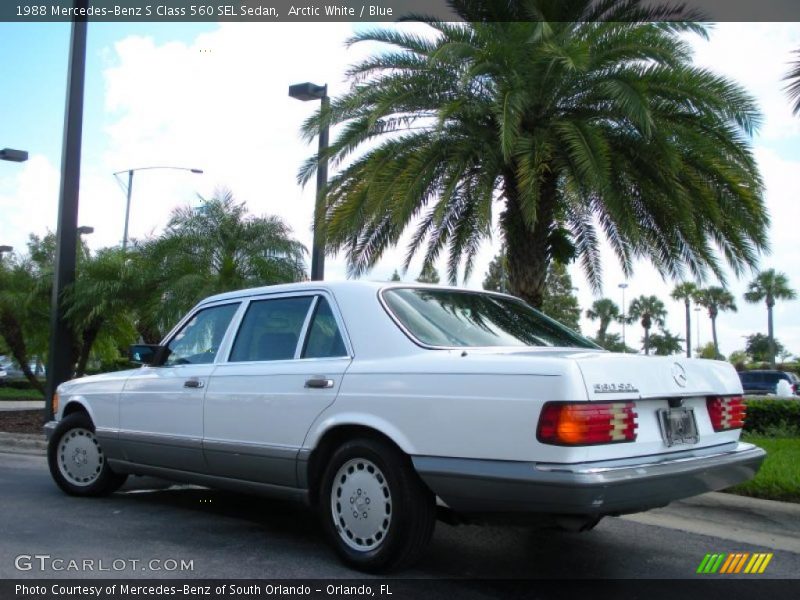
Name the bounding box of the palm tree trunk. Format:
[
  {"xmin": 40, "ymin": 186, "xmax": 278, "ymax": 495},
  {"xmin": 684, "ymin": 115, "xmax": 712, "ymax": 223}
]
[
  {"xmin": 599, "ymin": 318, "xmax": 610, "ymax": 344},
  {"xmin": 767, "ymin": 303, "xmax": 776, "ymax": 368},
  {"xmin": 644, "ymin": 326, "xmax": 650, "ymax": 355},
  {"xmin": 684, "ymin": 299, "xmax": 691, "ymax": 358},
  {"xmin": 711, "ymin": 316, "xmax": 720, "ymax": 359},
  {"xmin": 75, "ymin": 320, "xmax": 102, "ymax": 378},
  {"xmin": 501, "ymin": 172, "xmax": 557, "ymax": 308}
]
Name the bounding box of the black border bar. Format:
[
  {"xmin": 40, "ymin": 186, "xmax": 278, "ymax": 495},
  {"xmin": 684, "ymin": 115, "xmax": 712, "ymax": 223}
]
[{"xmin": 3, "ymin": 1, "xmax": 800, "ymax": 23}]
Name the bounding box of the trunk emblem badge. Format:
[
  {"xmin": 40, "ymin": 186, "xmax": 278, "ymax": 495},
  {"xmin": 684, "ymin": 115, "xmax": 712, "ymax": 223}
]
[
  {"xmin": 672, "ymin": 363, "xmax": 688, "ymax": 387},
  {"xmin": 593, "ymin": 383, "xmax": 638, "ymax": 393}
]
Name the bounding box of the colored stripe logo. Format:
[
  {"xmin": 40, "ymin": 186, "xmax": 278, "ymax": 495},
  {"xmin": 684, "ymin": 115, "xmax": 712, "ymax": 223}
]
[{"xmin": 696, "ymin": 552, "xmax": 773, "ymax": 574}]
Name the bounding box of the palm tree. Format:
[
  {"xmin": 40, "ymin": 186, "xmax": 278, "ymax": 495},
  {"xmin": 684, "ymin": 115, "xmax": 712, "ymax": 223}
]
[
  {"xmin": 648, "ymin": 328, "xmax": 684, "ymax": 356},
  {"xmin": 482, "ymin": 250, "xmax": 509, "ymax": 293},
  {"xmin": 627, "ymin": 295, "xmax": 667, "ymax": 355},
  {"xmin": 143, "ymin": 189, "xmax": 307, "ymax": 333},
  {"xmin": 416, "ymin": 264, "xmax": 440, "ymax": 284},
  {"xmin": 695, "ymin": 287, "xmax": 737, "ymax": 359},
  {"xmin": 585, "ymin": 298, "xmax": 620, "ymax": 345},
  {"xmin": 671, "ymin": 282, "xmax": 698, "ymax": 358},
  {"xmin": 65, "ymin": 248, "xmax": 143, "ymax": 377},
  {"xmin": 0, "ymin": 254, "xmax": 46, "ymax": 393},
  {"xmin": 784, "ymin": 49, "xmax": 800, "ymax": 115},
  {"xmin": 298, "ymin": 1, "xmax": 767, "ymax": 308},
  {"xmin": 744, "ymin": 269, "xmax": 797, "ymax": 367}
]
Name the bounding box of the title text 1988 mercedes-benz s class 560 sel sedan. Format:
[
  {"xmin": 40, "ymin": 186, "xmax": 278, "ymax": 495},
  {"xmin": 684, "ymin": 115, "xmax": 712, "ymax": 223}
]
[{"xmin": 44, "ymin": 281, "xmax": 764, "ymax": 572}]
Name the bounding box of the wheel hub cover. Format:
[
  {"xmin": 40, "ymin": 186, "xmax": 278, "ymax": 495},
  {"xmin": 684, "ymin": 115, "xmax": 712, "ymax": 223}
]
[
  {"xmin": 57, "ymin": 428, "xmax": 103, "ymax": 486},
  {"xmin": 331, "ymin": 458, "xmax": 392, "ymax": 551}
]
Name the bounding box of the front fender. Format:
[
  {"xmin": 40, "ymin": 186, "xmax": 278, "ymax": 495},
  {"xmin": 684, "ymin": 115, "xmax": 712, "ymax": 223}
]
[{"xmin": 59, "ymin": 397, "xmax": 97, "ymax": 426}]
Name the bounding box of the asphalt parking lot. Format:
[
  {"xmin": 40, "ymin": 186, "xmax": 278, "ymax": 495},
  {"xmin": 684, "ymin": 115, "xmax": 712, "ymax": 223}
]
[{"xmin": 1, "ymin": 451, "xmax": 798, "ymax": 581}]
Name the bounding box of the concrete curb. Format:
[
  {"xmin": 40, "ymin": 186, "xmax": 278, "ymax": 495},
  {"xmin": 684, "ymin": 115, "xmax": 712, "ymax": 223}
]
[
  {"xmin": 623, "ymin": 491, "xmax": 800, "ymax": 553},
  {"xmin": 0, "ymin": 431, "xmax": 47, "ymax": 455}
]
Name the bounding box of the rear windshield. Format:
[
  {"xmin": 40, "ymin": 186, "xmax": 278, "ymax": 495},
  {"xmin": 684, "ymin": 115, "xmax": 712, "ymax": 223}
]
[{"xmin": 382, "ymin": 288, "xmax": 597, "ymax": 349}]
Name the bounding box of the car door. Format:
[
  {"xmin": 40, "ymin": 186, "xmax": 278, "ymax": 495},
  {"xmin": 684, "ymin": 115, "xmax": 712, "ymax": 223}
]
[
  {"xmin": 118, "ymin": 301, "xmax": 242, "ymax": 472},
  {"xmin": 203, "ymin": 292, "xmax": 352, "ymax": 486}
]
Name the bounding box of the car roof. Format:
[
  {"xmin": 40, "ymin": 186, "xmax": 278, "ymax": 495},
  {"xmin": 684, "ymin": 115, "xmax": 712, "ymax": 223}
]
[{"xmin": 197, "ymin": 280, "xmax": 516, "ymax": 306}]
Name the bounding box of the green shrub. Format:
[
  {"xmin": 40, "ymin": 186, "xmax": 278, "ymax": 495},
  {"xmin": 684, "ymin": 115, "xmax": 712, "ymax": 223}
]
[
  {"xmin": 0, "ymin": 378, "xmax": 41, "ymax": 390},
  {"xmin": 744, "ymin": 398, "xmax": 800, "ymax": 436}
]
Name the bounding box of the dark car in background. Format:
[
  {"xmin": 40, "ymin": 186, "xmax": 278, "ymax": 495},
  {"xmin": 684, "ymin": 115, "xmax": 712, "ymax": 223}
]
[{"xmin": 738, "ymin": 370, "xmax": 798, "ymax": 396}]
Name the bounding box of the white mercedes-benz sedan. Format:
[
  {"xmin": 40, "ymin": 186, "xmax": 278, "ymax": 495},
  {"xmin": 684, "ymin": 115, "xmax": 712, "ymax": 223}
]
[{"xmin": 45, "ymin": 281, "xmax": 764, "ymax": 571}]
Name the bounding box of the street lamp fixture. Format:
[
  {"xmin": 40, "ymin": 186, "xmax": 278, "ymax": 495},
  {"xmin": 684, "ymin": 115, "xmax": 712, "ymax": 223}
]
[
  {"xmin": 618, "ymin": 283, "xmax": 629, "ymax": 351},
  {"xmin": 289, "ymin": 81, "xmax": 329, "ymax": 281},
  {"xmin": 113, "ymin": 166, "xmax": 203, "ymax": 250},
  {"xmin": 0, "ymin": 148, "xmax": 28, "ymax": 163},
  {"xmin": 76, "ymin": 226, "xmax": 94, "ymax": 235},
  {"xmin": 0, "ymin": 245, "xmax": 13, "ymax": 255}
]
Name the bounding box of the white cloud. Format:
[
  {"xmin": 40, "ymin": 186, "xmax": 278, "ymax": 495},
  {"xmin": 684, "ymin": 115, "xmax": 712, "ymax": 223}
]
[
  {"xmin": 0, "ymin": 154, "xmax": 60, "ymax": 251},
  {"xmin": 690, "ymin": 23, "xmax": 800, "ymax": 141},
  {"xmin": 99, "ymin": 22, "xmax": 364, "ymax": 255}
]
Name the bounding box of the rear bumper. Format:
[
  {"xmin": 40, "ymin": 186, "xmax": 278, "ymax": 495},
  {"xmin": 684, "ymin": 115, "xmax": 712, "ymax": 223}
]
[{"xmin": 412, "ymin": 442, "xmax": 765, "ymax": 516}]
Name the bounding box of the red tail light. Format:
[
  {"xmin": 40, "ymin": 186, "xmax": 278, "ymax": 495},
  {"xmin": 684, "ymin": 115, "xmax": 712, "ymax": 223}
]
[
  {"xmin": 537, "ymin": 402, "xmax": 638, "ymax": 446},
  {"xmin": 706, "ymin": 395, "xmax": 746, "ymax": 431}
]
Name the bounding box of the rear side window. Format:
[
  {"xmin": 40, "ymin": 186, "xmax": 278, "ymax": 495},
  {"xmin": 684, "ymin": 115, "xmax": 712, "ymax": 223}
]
[
  {"xmin": 229, "ymin": 297, "xmax": 313, "ymax": 362},
  {"xmin": 382, "ymin": 288, "xmax": 596, "ymax": 348},
  {"xmin": 301, "ymin": 297, "xmax": 348, "ymax": 359}
]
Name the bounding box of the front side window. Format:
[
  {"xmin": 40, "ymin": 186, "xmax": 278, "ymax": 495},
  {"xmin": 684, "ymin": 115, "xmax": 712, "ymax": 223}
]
[
  {"xmin": 382, "ymin": 288, "xmax": 597, "ymax": 349},
  {"xmin": 163, "ymin": 303, "xmax": 240, "ymax": 366},
  {"xmin": 229, "ymin": 296, "xmax": 314, "ymax": 362}
]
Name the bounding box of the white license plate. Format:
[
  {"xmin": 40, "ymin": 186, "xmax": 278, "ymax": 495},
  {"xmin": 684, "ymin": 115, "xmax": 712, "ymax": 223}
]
[{"xmin": 657, "ymin": 407, "xmax": 699, "ymax": 447}]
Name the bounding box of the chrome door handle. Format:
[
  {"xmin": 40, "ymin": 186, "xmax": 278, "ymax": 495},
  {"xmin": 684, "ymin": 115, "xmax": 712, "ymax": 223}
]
[
  {"xmin": 305, "ymin": 378, "xmax": 334, "ymax": 389},
  {"xmin": 184, "ymin": 379, "xmax": 204, "ymax": 389}
]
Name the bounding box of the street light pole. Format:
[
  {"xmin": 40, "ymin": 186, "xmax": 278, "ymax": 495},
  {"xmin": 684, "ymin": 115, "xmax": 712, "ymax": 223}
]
[
  {"xmin": 289, "ymin": 81, "xmax": 329, "ymax": 281},
  {"xmin": 114, "ymin": 166, "xmax": 203, "ymax": 250},
  {"xmin": 618, "ymin": 283, "xmax": 629, "ymax": 351},
  {"xmin": 122, "ymin": 169, "xmax": 133, "ymax": 251},
  {"xmin": 45, "ymin": 2, "xmax": 88, "ymax": 422}
]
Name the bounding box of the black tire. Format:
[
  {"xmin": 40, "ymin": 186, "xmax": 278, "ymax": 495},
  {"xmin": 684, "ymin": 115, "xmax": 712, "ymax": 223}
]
[
  {"xmin": 318, "ymin": 437, "xmax": 436, "ymax": 573},
  {"xmin": 47, "ymin": 412, "xmax": 128, "ymax": 497}
]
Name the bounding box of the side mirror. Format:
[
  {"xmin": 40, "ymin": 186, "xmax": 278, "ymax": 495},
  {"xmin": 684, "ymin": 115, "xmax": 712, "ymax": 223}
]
[{"xmin": 129, "ymin": 344, "xmax": 161, "ymax": 365}]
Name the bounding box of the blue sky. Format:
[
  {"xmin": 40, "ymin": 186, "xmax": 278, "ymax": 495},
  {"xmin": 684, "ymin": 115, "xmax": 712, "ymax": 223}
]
[
  {"xmin": 0, "ymin": 22, "xmax": 216, "ymax": 186},
  {"xmin": 0, "ymin": 21, "xmax": 798, "ymax": 357}
]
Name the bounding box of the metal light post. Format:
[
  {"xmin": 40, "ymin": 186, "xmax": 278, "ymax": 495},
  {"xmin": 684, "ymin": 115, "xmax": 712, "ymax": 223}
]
[
  {"xmin": 289, "ymin": 81, "xmax": 329, "ymax": 281},
  {"xmin": 0, "ymin": 148, "xmax": 28, "ymax": 163},
  {"xmin": 45, "ymin": 0, "xmax": 88, "ymax": 423},
  {"xmin": 618, "ymin": 283, "xmax": 629, "ymax": 351},
  {"xmin": 114, "ymin": 166, "xmax": 203, "ymax": 250}
]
